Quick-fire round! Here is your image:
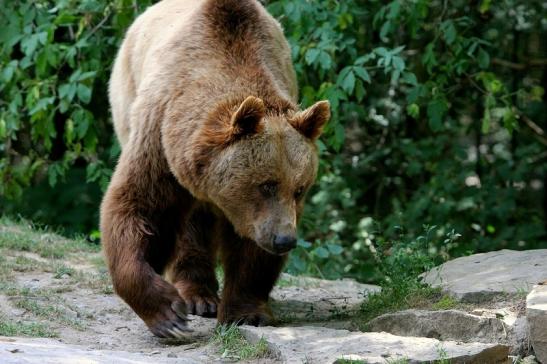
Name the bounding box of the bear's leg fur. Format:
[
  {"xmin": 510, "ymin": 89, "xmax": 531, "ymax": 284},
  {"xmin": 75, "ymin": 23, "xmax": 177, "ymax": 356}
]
[
  {"xmin": 218, "ymin": 226, "xmax": 286, "ymax": 325},
  {"xmin": 166, "ymin": 207, "xmax": 220, "ymax": 318},
  {"xmin": 101, "ymin": 148, "xmax": 192, "ymax": 338},
  {"xmin": 101, "ymin": 210, "xmax": 189, "ymax": 337}
]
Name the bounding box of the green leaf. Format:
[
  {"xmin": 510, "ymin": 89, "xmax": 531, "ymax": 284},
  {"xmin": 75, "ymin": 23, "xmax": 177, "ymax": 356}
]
[
  {"xmin": 353, "ymin": 66, "xmax": 371, "ymax": 83},
  {"xmin": 427, "ymin": 99, "xmax": 447, "ymax": 131},
  {"xmin": 422, "ymin": 43, "xmax": 437, "ymax": 73},
  {"xmin": 341, "ymin": 69, "xmax": 355, "ymax": 95},
  {"xmin": 305, "ymin": 48, "xmax": 320, "ymax": 65},
  {"xmin": 313, "ymin": 246, "xmax": 329, "ymax": 258},
  {"xmin": 77, "ymin": 84, "xmax": 92, "ymax": 104},
  {"xmin": 20, "ymin": 33, "xmax": 39, "ymax": 56},
  {"xmin": 402, "ymin": 72, "xmax": 418, "ymax": 86},
  {"xmin": 333, "ymin": 123, "xmax": 345, "ymax": 148},
  {"xmin": 65, "ymin": 119, "xmax": 74, "ymax": 144},
  {"xmin": 477, "ymin": 48, "xmax": 490, "ymax": 69},
  {"xmin": 327, "ymin": 244, "xmax": 343, "ymax": 255},
  {"xmin": 479, "ymin": 0, "xmax": 492, "ymax": 13},
  {"xmin": 0, "ymin": 118, "xmax": 6, "ymax": 138},
  {"xmin": 392, "ymin": 56, "xmax": 405, "ymax": 71},
  {"xmin": 73, "ymin": 110, "xmax": 90, "ymax": 138},
  {"xmin": 502, "ymin": 108, "xmax": 517, "ymax": 133},
  {"xmin": 318, "ymin": 50, "xmax": 332, "ymax": 70},
  {"xmin": 77, "ymin": 71, "xmax": 97, "ymax": 81},
  {"xmin": 407, "ymin": 103, "xmax": 420, "ymax": 118},
  {"xmin": 355, "ymin": 53, "xmax": 375, "ymax": 65},
  {"xmin": 297, "ymin": 239, "xmax": 312, "ymax": 248},
  {"xmin": 380, "ymin": 21, "xmax": 391, "ymax": 41},
  {"xmin": 482, "ymin": 107, "xmax": 491, "ymax": 133},
  {"xmin": 441, "ymin": 20, "xmax": 457, "ymax": 45},
  {"xmin": 29, "ymin": 97, "xmax": 55, "ymax": 115},
  {"xmin": 355, "ymin": 79, "xmax": 366, "ymax": 102}
]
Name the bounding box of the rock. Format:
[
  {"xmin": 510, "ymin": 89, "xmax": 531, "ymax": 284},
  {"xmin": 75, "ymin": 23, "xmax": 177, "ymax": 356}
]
[
  {"xmin": 0, "ymin": 336, "xmax": 204, "ymax": 364},
  {"xmin": 240, "ymin": 325, "xmax": 510, "ymax": 363},
  {"xmin": 518, "ymin": 356, "xmax": 540, "ymax": 364},
  {"xmin": 527, "ymin": 284, "xmax": 547, "ymax": 363},
  {"xmin": 422, "ymin": 249, "xmax": 547, "ymax": 302},
  {"xmin": 270, "ymin": 273, "xmax": 380, "ymax": 321},
  {"xmin": 367, "ymin": 309, "xmax": 508, "ymax": 343},
  {"xmin": 366, "ymin": 309, "xmax": 530, "ymax": 356}
]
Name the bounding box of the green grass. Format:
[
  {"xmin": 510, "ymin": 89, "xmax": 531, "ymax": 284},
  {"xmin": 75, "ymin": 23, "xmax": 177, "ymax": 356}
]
[
  {"xmin": 0, "ymin": 316, "xmax": 57, "ymax": 338},
  {"xmin": 211, "ymin": 324, "xmax": 271, "ymax": 360},
  {"xmin": 0, "ymin": 216, "xmax": 99, "ymax": 259},
  {"xmin": 89, "ymin": 255, "xmax": 106, "ymax": 269},
  {"xmin": 385, "ymin": 359, "xmax": 410, "ymax": 364},
  {"xmin": 70, "ymin": 269, "xmax": 114, "ymax": 294},
  {"xmin": 431, "ymin": 294, "xmax": 459, "ymax": 310},
  {"xmin": 335, "ymin": 358, "xmax": 369, "ymax": 364},
  {"xmin": 3, "ymin": 285, "xmax": 90, "ymax": 330},
  {"xmin": 53, "ymin": 265, "xmax": 76, "ymax": 279},
  {"xmin": 435, "ymin": 343, "xmax": 450, "ymax": 364},
  {"xmin": 356, "ymin": 284, "xmax": 443, "ymax": 330},
  {"xmin": 13, "ymin": 297, "xmax": 85, "ymax": 330}
]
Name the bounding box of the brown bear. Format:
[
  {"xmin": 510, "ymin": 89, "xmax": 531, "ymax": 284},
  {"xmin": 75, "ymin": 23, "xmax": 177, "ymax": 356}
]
[{"xmin": 101, "ymin": 0, "xmax": 330, "ymax": 338}]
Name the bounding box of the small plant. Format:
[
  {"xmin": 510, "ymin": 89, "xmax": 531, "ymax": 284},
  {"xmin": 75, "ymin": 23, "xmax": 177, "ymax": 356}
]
[
  {"xmin": 357, "ymin": 226, "xmax": 460, "ymax": 327},
  {"xmin": 335, "ymin": 358, "xmax": 369, "ymax": 364},
  {"xmin": 12, "ymin": 294, "xmax": 86, "ymax": 330},
  {"xmin": 54, "ymin": 265, "xmax": 75, "ymax": 279},
  {"xmin": 0, "ymin": 313, "xmax": 57, "ymax": 338},
  {"xmin": 211, "ymin": 324, "xmax": 271, "ymax": 360},
  {"xmin": 436, "ymin": 343, "xmax": 450, "ymax": 364},
  {"xmin": 432, "ymin": 295, "xmax": 459, "ymax": 310},
  {"xmin": 385, "ymin": 358, "xmax": 410, "ymax": 364}
]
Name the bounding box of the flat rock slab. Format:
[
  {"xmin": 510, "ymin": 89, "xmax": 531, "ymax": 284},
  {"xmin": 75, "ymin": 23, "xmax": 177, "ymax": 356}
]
[
  {"xmin": 240, "ymin": 325, "xmax": 510, "ymax": 363},
  {"xmin": 422, "ymin": 249, "xmax": 547, "ymax": 302},
  {"xmin": 367, "ymin": 309, "xmax": 508, "ymax": 344},
  {"xmin": 527, "ymin": 284, "xmax": 547, "ymax": 363},
  {"xmin": 271, "ymin": 273, "xmax": 380, "ymax": 321},
  {"xmin": 0, "ymin": 336, "xmax": 207, "ymax": 364}
]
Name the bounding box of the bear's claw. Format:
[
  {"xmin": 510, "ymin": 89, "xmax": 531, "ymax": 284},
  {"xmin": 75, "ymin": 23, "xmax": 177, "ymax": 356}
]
[
  {"xmin": 183, "ymin": 295, "xmax": 218, "ymax": 317},
  {"xmin": 148, "ymin": 301, "xmax": 192, "ymax": 339}
]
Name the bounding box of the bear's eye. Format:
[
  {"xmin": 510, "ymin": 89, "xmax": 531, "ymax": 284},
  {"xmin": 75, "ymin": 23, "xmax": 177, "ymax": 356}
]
[
  {"xmin": 259, "ymin": 181, "xmax": 278, "ymax": 197},
  {"xmin": 294, "ymin": 186, "xmax": 305, "ymax": 200}
]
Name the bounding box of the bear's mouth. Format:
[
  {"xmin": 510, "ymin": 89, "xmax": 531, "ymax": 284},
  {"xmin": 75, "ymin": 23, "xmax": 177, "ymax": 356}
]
[{"xmin": 254, "ymin": 235, "xmax": 296, "ymax": 256}]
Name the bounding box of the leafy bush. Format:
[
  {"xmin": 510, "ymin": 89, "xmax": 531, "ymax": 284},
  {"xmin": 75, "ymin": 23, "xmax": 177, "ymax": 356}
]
[
  {"xmin": 1, "ymin": 0, "xmax": 546, "ymax": 280},
  {"xmin": 271, "ymin": 0, "xmax": 547, "ymax": 280},
  {"xmin": 0, "ymin": 0, "xmax": 152, "ymax": 232}
]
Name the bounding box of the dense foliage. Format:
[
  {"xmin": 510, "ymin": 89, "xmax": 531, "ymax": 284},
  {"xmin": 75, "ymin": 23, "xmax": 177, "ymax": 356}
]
[{"xmin": 1, "ymin": 0, "xmax": 546, "ymax": 282}]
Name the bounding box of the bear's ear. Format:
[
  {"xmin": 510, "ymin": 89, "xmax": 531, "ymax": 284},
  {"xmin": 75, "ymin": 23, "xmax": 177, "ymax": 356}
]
[
  {"xmin": 289, "ymin": 100, "xmax": 331, "ymax": 140},
  {"xmin": 231, "ymin": 96, "xmax": 266, "ymax": 137}
]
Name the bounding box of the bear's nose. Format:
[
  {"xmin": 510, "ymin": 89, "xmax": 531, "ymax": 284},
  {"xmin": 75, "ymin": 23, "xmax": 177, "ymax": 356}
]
[{"xmin": 273, "ymin": 235, "xmax": 297, "ymax": 254}]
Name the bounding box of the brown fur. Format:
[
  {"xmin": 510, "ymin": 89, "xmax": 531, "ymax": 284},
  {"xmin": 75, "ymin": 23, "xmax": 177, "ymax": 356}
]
[{"xmin": 101, "ymin": 0, "xmax": 330, "ymax": 337}]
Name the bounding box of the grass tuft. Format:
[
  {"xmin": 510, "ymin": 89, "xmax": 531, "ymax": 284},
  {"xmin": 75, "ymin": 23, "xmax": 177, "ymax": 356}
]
[
  {"xmin": 431, "ymin": 294, "xmax": 459, "ymax": 310},
  {"xmin": 357, "ymin": 284, "xmax": 442, "ymax": 329},
  {"xmin": 0, "ymin": 315, "xmax": 57, "ymax": 337},
  {"xmin": 211, "ymin": 324, "xmax": 271, "ymax": 360},
  {"xmin": 0, "ymin": 216, "xmax": 99, "ymax": 259}
]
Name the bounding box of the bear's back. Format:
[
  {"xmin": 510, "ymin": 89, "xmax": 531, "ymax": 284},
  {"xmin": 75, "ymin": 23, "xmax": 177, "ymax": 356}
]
[
  {"xmin": 109, "ymin": 0, "xmax": 296, "ymax": 148},
  {"xmin": 124, "ymin": 0, "xmax": 294, "ymax": 94}
]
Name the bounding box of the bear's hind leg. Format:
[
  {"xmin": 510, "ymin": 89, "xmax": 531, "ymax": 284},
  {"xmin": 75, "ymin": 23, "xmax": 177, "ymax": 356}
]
[
  {"xmin": 219, "ymin": 231, "xmax": 286, "ymax": 326},
  {"xmin": 167, "ymin": 207, "xmax": 220, "ymax": 318}
]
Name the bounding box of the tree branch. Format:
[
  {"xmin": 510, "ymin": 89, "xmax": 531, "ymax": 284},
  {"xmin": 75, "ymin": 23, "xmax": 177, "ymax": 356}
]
[{"xmin": 492, "ymin": 58, "xmax": 547, "ymax": 70}]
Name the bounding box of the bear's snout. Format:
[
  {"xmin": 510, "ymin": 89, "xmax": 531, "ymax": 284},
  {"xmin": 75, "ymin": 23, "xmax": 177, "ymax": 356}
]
[{"xmin": 272, "ymin": 235, "xmax": 297, "ymax": 254}]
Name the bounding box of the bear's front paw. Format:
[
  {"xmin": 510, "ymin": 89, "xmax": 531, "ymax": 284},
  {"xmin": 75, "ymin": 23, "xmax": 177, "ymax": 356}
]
[
  {"xmin": 145, "ymin": 300, "xmax": 191, "ymax": 338},
  {"xmin": 175, "ymin": 282, "xmax": 219, "ymax": 318},
  {"xmin": 219, "ymin": 301, "xmax": 274, "ymax": 326}
]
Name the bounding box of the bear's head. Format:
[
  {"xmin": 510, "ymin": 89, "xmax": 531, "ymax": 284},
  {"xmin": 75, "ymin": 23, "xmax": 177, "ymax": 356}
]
[{"xmin": 197, "ymin": 96, "xmax": 330, "ymax": 255}]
